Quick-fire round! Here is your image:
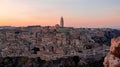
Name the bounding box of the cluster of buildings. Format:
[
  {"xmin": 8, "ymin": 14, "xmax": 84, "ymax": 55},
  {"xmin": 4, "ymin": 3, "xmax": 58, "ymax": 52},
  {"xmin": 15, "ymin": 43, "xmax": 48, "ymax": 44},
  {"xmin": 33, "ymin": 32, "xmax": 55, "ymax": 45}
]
[
  {"xmin": 0, "ymin": 17, "xmax": 114, "ymax": 61},
  {"xmin": 0, "ymin": 27, "xmax": 110, "ymax": 59}
]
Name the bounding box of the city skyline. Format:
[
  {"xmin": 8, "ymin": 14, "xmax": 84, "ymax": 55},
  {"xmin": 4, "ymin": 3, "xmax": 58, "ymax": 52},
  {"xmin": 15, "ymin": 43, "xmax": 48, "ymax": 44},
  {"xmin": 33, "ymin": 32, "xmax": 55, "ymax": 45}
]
[{"xmin": 0, "ymin": 0, "xmax": 120, "ymax": 28}]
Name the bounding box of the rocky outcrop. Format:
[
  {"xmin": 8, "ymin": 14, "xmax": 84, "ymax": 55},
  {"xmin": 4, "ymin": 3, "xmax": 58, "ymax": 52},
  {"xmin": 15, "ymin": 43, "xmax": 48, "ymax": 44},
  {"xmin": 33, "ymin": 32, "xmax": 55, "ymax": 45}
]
[{"xmin": 103, "ymin": 37, "xmax": 120, "ymax": 67}]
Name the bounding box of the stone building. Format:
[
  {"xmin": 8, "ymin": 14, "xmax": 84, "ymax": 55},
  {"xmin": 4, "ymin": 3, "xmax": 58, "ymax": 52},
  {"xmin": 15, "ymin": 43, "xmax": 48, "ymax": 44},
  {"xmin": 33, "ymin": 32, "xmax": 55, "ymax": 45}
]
[{"xmin": 60, "ymin": 16, "xmax": 64, "ymax": 27}]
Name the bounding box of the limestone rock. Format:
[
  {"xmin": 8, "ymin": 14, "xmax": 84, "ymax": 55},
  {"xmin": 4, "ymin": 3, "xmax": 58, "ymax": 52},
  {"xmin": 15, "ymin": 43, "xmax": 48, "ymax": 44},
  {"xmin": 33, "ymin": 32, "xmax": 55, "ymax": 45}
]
[{"xmin": 103, "ymin": 37, "xmax": 120, "ymax": 67}]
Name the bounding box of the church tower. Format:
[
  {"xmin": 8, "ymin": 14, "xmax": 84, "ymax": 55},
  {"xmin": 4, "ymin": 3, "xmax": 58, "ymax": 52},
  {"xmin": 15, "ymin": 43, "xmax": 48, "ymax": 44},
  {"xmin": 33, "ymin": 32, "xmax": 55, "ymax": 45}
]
[{"xmin": 60, "ymin": 16, "xmax": 64, "ymax": 28}]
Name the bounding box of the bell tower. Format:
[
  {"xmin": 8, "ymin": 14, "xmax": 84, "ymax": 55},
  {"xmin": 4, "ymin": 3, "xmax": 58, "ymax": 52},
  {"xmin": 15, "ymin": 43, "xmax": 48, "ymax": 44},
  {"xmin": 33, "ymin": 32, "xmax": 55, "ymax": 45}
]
[{"xmin": 60, "ymin": 16, "xmax": 64, "ymax": 28}]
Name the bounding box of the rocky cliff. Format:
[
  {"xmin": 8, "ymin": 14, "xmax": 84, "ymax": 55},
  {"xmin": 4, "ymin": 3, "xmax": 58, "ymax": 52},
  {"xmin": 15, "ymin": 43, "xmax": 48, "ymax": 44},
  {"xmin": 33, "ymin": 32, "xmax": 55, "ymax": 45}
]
[{"xmin": 103, "ymin": 37, "xmax": 120, "ymax": 67}]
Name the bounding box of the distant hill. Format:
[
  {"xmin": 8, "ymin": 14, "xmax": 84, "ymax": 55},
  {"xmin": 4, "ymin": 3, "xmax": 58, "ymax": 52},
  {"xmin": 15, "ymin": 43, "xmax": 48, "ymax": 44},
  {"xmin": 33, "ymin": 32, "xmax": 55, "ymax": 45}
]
[{"xmin": 111, "ymin": 26, "xmax": 120, "ymax": 30}]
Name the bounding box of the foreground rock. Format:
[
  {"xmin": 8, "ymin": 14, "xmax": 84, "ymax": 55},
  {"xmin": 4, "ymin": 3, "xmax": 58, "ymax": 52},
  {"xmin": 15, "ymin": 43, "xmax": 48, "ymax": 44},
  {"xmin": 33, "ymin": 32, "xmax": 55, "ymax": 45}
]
[
  {"xmin": 0, "ymin": 56, "xmax": 104, "ymax": 67},
  {"xmin": 103, "ymin": 37, "xmax": 120, "ymax": 67}
]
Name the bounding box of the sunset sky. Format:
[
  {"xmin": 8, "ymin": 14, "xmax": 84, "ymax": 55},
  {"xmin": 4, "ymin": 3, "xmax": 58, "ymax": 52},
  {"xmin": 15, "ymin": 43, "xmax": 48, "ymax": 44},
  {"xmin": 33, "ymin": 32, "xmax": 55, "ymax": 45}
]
[{"xmin": 0, "ymin": 0, "xmax": 120, "ymax": 28}]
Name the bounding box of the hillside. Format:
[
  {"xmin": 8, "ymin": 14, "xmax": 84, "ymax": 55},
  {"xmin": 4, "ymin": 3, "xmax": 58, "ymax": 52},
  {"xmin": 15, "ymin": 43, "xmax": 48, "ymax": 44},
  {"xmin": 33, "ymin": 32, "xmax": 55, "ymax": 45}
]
[{"xmin": 0, "ymin": 26, "xmax": 120, "ymax": 67}]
